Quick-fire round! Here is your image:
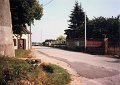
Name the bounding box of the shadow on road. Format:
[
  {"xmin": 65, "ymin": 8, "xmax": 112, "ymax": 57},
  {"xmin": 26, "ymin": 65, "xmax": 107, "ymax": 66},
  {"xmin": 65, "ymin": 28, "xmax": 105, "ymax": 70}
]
[{"xmin": 106, "ymin": 60, "xmax": 120, "ymax": 63}]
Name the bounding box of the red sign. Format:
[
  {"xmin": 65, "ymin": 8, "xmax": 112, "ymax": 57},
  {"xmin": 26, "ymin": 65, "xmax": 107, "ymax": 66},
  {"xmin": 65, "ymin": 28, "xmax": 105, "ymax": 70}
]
[{"xmin": 87, "ymin": 41, "xmax": 103, "ymax": 47}]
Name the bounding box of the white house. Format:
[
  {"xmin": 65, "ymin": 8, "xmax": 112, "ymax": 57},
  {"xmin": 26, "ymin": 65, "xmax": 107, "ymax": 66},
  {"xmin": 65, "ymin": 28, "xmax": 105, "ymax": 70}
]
[{"xmin": 13, "ymin": 27, "xmax": 32, "ymax": 50}]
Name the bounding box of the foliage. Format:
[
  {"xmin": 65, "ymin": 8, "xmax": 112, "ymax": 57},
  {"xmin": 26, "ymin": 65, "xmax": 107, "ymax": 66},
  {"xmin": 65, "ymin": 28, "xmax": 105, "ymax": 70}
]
[
  {"xmin": 87, "ymin": 16, "xmax": 119, "ymax": 41},
  {"xmin": 65, "ymin": 1, "xmax": 86, "ymax": 39},
  {"xmin": 56, "ymin": 35, "xmax": 66, "ymax": 44},
  {"xmin": 56, "ymin": 35, "xmax": 66, "ymax": 41},
  {"xmin": 0, "ymin": 56, "xmax": 70, "ymax": 85},
  {"xmin": 68, "ymin": 1, "xmax": 85, "ymax": 30},
  {"xmin": 65, "ymin": 2, "xmax": 119, "ymax": 42},
  {"xmin": 10, "ymin": 0, "xmax": 43, "ymax": 35}
]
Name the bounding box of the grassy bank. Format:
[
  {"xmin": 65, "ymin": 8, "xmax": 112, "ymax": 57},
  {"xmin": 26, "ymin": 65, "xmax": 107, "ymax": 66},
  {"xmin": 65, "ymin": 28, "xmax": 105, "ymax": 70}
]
[{"xmin": 0, "ymin": 56, "xmax": 71, "ymax": 85}]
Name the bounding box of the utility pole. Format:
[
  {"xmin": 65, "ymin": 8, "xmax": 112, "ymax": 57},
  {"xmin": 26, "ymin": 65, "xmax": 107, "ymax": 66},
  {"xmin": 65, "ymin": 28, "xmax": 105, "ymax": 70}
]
[
  {"xmin": 85, "ymin": 12, "xmax": 87, "ymax": 51},
  {"xmin": 30, "ymin": 25, "xmax": 32, "ymax": 49},
  {"xmin": 41, "ymin": 29, "xmax": 42, "ymax": 43},
  {"xmin": 118, "ymin": 15, "xmax": 120, "ymax": 56}
]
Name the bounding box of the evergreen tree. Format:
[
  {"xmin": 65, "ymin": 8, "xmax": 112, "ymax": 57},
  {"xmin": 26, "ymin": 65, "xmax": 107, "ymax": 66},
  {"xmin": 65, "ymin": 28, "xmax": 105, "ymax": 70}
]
[{"xmin": 65, "ymin": 1, "xmax": 85, "ymax": 39}]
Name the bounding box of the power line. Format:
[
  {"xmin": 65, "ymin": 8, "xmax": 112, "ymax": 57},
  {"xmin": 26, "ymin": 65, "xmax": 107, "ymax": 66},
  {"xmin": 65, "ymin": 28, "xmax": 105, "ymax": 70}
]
[{"xmin": 43, "ymin": 0, "xmax": 54, "ymax": 7}]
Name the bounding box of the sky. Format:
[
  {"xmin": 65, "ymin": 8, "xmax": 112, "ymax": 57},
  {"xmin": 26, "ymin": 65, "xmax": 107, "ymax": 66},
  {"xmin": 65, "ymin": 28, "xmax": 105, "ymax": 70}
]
[{"xmin": 31, "ymin": 0, "xmax": 120, "ymax": 42}]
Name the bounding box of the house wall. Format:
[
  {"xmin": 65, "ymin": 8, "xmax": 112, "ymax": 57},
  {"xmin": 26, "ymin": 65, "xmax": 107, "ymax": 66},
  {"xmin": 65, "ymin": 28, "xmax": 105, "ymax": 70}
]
[
  {"xmin": 13, "ymin": 34, "xmax": 31, "ymax": 50},
  {"xmin": 22, "ymin": 34, "xmax": 31, "ymax": 50}
]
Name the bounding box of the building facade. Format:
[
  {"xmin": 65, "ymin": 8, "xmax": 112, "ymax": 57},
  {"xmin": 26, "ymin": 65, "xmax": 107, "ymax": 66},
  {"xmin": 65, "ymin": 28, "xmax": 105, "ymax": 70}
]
[{"xmin": 13, "ymin": 28, "xmax": 31, "ymax": 50}]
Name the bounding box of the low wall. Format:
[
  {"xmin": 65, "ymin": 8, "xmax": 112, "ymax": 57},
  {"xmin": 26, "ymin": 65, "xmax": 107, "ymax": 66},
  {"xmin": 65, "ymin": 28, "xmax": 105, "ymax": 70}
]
[{"xmin": 66, "ymin": 39, "xmax": 105, "ymax": 54}]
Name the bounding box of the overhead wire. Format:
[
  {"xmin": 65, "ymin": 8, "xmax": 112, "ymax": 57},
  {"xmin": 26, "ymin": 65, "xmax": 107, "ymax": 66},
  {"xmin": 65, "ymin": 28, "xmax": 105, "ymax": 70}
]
[{"xmin": 43, "ymin": 0, "xmax": 54, "ymax": 7}]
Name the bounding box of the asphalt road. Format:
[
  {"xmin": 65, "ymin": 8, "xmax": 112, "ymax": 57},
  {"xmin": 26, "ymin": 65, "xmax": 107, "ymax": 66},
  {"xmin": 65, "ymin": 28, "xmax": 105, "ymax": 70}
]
[{"xmin": 34, "ymin": 46, "xmax": 120, "ymax": 85}]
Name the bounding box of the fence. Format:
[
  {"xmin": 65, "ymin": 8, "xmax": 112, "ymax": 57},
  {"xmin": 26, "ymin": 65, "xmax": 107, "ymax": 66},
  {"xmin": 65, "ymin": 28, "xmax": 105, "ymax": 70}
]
[
  {"xmin": 107, "ymin": 41, "xmax": 120, "ymax": 55},
  {"xmin": 66, "ymin": 38, "xmax": 120, "ymax": 55},
  {"xmin": 85, "ymin": 39, "xmax": 104, "ymax": 54}
]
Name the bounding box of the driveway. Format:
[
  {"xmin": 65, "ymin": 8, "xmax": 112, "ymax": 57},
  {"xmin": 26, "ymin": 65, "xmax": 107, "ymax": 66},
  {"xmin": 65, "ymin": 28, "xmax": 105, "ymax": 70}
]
[{"xmin": 33, "ymin": 46, "xmax": 120, "ymax": 85}]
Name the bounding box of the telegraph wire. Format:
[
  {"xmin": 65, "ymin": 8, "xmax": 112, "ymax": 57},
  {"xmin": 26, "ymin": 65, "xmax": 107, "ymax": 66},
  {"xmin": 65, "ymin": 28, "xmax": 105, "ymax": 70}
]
[{"xmin": 43, "ymin": 0, "xmax": 54, "ymax": 7}]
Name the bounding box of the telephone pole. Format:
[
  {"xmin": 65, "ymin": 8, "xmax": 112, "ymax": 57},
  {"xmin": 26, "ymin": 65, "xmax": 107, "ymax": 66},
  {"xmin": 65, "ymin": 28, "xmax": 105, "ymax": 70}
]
[
  {"xmin": 119, "ymin": 15, "xmax": 120, "ymax": 55},
  {"xmin": 85, "ymin": 12, "xmax": 87, "ymax": 51}
]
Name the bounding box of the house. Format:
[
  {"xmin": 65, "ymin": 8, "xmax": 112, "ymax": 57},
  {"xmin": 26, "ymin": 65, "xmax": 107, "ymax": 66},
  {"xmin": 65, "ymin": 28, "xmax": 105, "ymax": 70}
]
[
  {"xmin": 13, "ymin": 27, "xmax": 32, "ymax": 50},
  {"xmin": 43, "ymin": 39, "xmax": 56, "ymax": 46}
]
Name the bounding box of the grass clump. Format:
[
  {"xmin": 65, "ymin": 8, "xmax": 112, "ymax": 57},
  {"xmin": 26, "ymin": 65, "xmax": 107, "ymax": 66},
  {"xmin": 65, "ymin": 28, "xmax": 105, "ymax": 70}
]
[
  {"xmin": 0, "ymin": 57, "xmax": 31, "ymax": 84},
  {"xmin": 0, "ymin": 56, "xmax": 71, "ymax": 85},
  {"xmin": 43, "ymin": 64, "xmax": 71, "ymax": 85},
  {"xmin": 15, "ymin": 49, "xmax": 31, "ymax": 58}
]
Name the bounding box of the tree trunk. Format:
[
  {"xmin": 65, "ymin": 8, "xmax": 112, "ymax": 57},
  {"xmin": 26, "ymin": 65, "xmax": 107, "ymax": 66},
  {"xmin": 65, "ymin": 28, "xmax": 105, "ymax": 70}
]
[{"xmin": 0, "ymin": 0, "xmax": 15, "ymax": 57}]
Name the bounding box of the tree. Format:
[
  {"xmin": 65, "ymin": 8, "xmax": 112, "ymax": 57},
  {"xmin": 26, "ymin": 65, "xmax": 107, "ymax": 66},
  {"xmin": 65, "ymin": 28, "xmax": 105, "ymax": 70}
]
[
  {"xmin": 106, "ymin": 16, "xmax": 119, "ymax": 41},
  {"xmin": 86, "ymin": 16, "xmax": 119, "ymax": 41},
  {"xmin": 65, "ymin": 1, "xmax": 119, "ymax": 43},
  {"xmin": 10, "ymin": 0, "xmax": 43, "ymax": 35},
  {"xmin": 87, "ymin": 17, "xmax": 107, "ymax": 39},
  {"xmin": 0, "ymin": 0, "xmax": 15, "ymax": 57},
  {"xmin": 65, "ymin": 1, "xmax": 85, "ymax": 39},
  {"xmin": 56, "ymin": 35, "xmax": 66, "ymax": 44}
]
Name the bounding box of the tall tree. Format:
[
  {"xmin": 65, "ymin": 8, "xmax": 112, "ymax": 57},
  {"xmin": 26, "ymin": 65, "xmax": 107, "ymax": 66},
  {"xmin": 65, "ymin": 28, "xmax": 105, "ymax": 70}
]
[
  {"xmin": 0, "ymin": 0, "xmax": 15, "ymax": 57},
  {"xmin": 10, "ymin": 0, "xmax": 43, "ymax": 35},
  {"xmin": 65, "ymin": 1, "xmax": 85, "ymax": 39}
]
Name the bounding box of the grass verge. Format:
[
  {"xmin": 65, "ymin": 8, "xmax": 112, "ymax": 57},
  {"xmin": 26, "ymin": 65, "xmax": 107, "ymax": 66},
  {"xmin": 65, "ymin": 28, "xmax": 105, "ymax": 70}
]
[
  {"xmin": 0, "ymin": 56, "xmax": 71, "ymax": 85},
  {"xmin": 15, "ymin": 49, "xmax": 31, "ymax": 58}
]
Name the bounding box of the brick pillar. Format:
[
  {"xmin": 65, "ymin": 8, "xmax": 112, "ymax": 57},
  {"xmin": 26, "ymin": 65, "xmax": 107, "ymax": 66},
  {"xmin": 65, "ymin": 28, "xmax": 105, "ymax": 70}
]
[{"xmin": 104, "ymin": 38, "xmax": 108, "ymax": 55}]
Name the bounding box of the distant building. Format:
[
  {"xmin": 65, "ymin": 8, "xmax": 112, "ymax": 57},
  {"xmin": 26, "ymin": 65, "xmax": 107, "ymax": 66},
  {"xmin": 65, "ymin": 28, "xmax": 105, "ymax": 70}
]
[{"xmin": 43, "ymin": 39, "xmax": 56, "ymax": 46}]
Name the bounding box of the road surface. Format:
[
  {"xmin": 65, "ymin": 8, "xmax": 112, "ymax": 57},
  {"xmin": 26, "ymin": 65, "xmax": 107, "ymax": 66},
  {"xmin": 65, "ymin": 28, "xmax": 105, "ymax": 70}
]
[{"xmin": 34, "ymin": 46, "xmax": 120, "ymax": 85}]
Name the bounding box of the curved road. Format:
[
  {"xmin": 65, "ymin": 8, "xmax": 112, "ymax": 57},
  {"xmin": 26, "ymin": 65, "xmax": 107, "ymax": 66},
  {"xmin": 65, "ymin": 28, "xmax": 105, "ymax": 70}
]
[{"xmin": 34, "ymin": 46, "xmax": 120, "ymax": 85}]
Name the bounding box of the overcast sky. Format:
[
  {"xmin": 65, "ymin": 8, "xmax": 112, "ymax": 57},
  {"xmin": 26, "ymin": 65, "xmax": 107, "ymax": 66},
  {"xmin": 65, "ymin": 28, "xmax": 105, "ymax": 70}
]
[{"xmin": 31, "ymin": 0, "xmax": 120, "ymax": 42}]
